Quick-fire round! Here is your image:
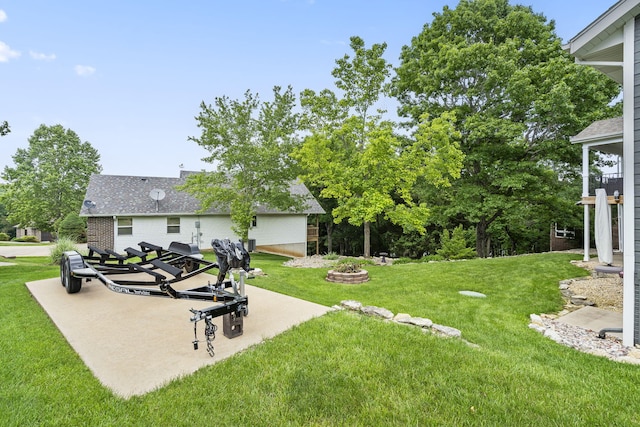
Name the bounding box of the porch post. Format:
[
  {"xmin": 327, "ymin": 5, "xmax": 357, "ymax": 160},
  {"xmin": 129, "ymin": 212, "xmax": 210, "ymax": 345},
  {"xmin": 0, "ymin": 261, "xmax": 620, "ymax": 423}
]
[{"xmin": 582, "ymin": 144, "xmax": 590, "ymax": 262}]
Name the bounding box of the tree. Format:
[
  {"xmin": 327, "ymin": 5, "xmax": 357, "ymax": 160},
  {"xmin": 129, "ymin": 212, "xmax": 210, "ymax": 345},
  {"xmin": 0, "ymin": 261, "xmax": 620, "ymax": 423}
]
[
  {"xmin": 178, "ymin": 86, "xmax": 307, "ymax": 242},
  {"xmin": 1, "ymin": 124, "xmax": 101, "ymax": 232},
  {"xmin": 295, "ymin": 36, "xmax": 464, "ymax": 257},
  {"xmin": 0, "ymin": 121, "xmax": 9, "ymax": 136},
  {"xmin": 394, "ymin": 0, "xmax": 620, "ymax": 257},
  {"xmin": 58, "ymin": 211, "xmax": 87, "ymax": 242}
]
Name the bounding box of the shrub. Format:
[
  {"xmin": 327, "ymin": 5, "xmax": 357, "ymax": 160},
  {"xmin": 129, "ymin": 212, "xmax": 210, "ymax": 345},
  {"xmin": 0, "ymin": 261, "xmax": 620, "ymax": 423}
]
[
  {"xmin": 323, "ymin": 252, "xmax": 340, "ymax": 260},
  {"xmin": 50, "ymin": 237, "xmax": 79, "ymax": 265},
  {"xmin": 13, "ymin": 235, "xmax": 39, "ymax": 243},
  {"xmin": 0, "ymin": 232, "xmax": 9, "ymax": 241},
  {"xmin": 333, "ymin": 257, "xmax": 374, "ymax": 273},
  {"xmin": 437, "ymin": 225, "xmax": 476, "ymax": 260},
  {"xmin": 58, "ymin": 212, "xmax": 86, "ymax": 243}
]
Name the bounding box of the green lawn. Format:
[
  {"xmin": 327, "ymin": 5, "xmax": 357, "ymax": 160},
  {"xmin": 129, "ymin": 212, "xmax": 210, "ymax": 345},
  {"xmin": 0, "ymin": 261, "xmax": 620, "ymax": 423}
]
[{"xmin": 2, "ymin": 252, "xmax": 639, "ymax": 426}]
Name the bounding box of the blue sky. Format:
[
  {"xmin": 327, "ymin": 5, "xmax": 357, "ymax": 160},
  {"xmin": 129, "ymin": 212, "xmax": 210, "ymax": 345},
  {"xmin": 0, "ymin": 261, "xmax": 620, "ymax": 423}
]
[{"xmin": 0, "ymin": 1, "xmax": 615, "ymax": 178}]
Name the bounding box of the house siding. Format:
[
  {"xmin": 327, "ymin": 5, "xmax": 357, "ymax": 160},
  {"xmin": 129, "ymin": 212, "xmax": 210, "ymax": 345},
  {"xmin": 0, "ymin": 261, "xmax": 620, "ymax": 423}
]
[
  {"xmin": 634, "ymin": 15, "xmax": 640, "ymax": 344},
  {"xmin": 248, "ymin": 215, "xmax": 308, "ymax": 257},
  {"xmin": 112, "ymin": 215, "xmax": 240, "ymax": 252},
  {"xmin": 107, "ymin": 214, "xmax": 309, "ymax": 255}
]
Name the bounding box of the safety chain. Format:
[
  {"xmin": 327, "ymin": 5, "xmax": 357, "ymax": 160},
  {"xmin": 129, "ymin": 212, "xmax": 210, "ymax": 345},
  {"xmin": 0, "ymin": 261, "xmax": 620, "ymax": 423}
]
[
  {"xmin": 191, "ymin": 311, "xmax": 218, "ymax": 357},
  {"xmin": 204, "ymin": 317, "xmax": 217, "ymax": 357}
]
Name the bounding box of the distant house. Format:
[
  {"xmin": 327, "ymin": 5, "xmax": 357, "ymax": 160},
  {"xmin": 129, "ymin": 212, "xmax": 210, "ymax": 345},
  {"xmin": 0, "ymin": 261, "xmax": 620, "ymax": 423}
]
[
  {"xmin": 79, "ymin": 171, "xmax": 324, "ymax": 257},
  {"xmin": 14, "ymin": 226, "xmax": 54, "ymax": 242}
]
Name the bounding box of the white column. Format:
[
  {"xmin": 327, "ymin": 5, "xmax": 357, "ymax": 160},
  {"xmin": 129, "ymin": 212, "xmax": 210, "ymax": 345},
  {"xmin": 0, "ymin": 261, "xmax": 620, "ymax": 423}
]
[
  {"xmin": 622, "ymin": 17, "xmax": 636, "ymax": 347},
  {"xmin": 582, "ymin": 144, "xmax": 590, "ymax": 262}
]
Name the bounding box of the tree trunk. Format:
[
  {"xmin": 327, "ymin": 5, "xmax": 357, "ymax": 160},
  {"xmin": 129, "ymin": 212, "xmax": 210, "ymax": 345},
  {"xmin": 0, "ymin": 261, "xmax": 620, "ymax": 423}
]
[
  {"xmin": 476, "ymin": 219, "xmax": 489, "ymax": 258},
  {"xmin": 325, "ymin": 222, "xmax": 334, "ymax": 254},
  {"xmin": 364, "ymin": 221, "xmax": 371, "ymax": 258}
]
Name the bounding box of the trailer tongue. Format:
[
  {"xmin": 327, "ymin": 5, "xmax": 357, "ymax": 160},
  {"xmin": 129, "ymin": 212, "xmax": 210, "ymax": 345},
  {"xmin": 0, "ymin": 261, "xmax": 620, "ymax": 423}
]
[{"xmin": 59, "ymin": 239, "xmax": 250, "ymax": 357}]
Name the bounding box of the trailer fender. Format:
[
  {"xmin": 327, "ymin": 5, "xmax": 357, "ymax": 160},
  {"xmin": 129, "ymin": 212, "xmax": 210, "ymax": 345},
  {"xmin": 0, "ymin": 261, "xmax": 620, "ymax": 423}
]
[{"xmin": 60, "ymin": 251, "xmax": 85, "ymax": 294}]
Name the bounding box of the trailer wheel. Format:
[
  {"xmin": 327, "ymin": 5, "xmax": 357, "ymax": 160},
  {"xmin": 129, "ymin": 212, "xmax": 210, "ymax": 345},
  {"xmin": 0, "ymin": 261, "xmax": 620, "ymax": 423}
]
[
  {"xmin": 61, "ymin": 256, "xmax": 82, "ymax": 294},
  {"xmin": 184, "ymin": 259, "xmax": 199, "ymax": 273}
]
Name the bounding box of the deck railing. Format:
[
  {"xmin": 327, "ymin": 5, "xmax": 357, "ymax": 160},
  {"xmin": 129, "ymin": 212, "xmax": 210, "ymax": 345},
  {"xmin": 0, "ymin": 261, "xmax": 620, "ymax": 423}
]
[{"xmin": 590, "ymin": 173, "xmax": 623, "ymax": 196}]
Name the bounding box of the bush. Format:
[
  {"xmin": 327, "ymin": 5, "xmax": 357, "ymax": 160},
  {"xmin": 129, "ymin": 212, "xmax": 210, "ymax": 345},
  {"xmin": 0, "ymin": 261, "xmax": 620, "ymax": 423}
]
[
  {"xmin": 437, "ymin": 225, "xmax": 476, "ymax": 260},
  {"xmin": 13, "ymin": 235, "xmax": 39, "ymax": 243},
  {"xmin": 0, "ymin": 232, "xmax": 9, "ymax": 241},
  {"xmin": 323, "ymin": 252, "xmax": 340, "ymax": 260},
  {"xmin": 58, "ymin": 212, "xmax": 86, "ymax": 243},
  {"xmin": 50, "ymin": 237, "xmax": 79, "ymax": 265},
  {"xmin": 334, "ymin": 260, "xmax": 363, "ymax": 273},
  {"xmin": 332, "ymin": 257, "xmax": 374, "ymax": 273}
]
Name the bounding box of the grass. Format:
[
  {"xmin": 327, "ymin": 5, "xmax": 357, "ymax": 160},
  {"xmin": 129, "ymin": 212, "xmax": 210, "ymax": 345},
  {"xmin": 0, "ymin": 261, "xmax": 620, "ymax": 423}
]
[{"xmin": 2, "ymin": 252, "xmax": 640, "ymax": 425}]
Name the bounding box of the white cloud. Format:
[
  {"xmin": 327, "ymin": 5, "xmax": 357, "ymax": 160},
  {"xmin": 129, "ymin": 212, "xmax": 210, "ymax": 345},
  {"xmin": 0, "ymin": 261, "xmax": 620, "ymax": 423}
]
[
  {"xmin": 74, "ymin": 65, "xmax": 96, "ymax": 77},
  {"xmin": 0, "ymin": 10, "xmax": 7, "ymax": 23},
  {"xmin": 0, "ymin": 41, "xmax": 20, "ymax": 62},
  {"xmin": 30, "ymin": 50, "xmax": 56, "ymax": 61}
]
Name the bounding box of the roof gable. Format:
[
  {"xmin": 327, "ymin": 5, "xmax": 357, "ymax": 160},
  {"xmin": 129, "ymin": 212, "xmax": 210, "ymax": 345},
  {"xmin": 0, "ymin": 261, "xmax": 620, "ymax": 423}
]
[
  {"xmin": 564, "ymin": 0, "xmax": 640, "ymax": 83},
  {"xmin": 570, "ymin": 116, "xmax": 623, "ymax": 156}
]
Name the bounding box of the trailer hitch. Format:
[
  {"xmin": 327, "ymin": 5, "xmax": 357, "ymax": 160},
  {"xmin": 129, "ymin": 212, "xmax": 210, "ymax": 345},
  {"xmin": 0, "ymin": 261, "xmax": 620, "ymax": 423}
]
[{"xmin": 191, "ymin": 309, "xmax": 218, "ymax": 357}]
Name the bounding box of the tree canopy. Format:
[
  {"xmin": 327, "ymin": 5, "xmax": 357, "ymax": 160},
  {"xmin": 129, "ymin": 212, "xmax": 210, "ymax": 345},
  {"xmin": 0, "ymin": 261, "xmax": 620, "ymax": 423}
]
[
  {"xmin": 1, "ymin": 124, "xmax": 102, "ymax": 232},
  {"xmin": 295, "ymin": 36, "xmax": 464, "ymax": 257},
  {"xmin": 178, "ymin": 86, "xmax": 307, "ymax": 242},
  {"xmin": 393, "ymin": 0, "xmax": 620, "ymax": 256},
  {"xmin": 0, "ymin": 121, "xmax": 9, "ymax": 136}
]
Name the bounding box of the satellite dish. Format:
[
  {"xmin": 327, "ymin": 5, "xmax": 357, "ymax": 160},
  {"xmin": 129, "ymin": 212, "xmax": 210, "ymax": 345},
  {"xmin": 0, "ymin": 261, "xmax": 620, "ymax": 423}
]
[
  {"xmin": 83, "ymin": 200, "xmax": 96, "ymax": 209},
  {"xmin": 149, "ymin": 189, "xmax": 166, "ymax": 201}
]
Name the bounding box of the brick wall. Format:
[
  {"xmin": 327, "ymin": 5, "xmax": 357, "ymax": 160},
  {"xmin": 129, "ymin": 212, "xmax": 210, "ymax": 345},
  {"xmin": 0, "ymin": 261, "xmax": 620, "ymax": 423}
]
[{"xmin": 87, "ymin": 217, "xmax": 114, "ymax": 250}]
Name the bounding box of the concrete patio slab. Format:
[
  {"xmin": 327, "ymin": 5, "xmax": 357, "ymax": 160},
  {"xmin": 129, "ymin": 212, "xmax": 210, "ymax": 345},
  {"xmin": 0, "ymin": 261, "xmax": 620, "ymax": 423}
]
[
  {"xmin": 557, "ymin": 306, "xmax": 623, "ymax": 339},
  {"xmin": 26, "ymin": 273, "xmax": 331, "ymax": 398}
]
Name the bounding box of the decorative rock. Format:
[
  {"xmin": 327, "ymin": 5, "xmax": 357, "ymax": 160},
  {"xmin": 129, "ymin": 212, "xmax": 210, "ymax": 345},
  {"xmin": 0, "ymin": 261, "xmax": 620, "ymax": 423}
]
[
  {"xmin": 543, "ymin": 328, "xmax": 563, "ymax": 343},
  {"xmin": 459, "ymin": 290, "xmax": 486, "ymax": 298},
  {"xmin": 337, "ymin": 299, "xmax": 466, "ymax": 343},
  {"xmin": 431, "ymin": 324, "xmax": 462, "ymax": 338},
  {"xmin": 570, "ymin": 297, "xmax": 595, "ymax": 306},
  {"xmin": 529, "ymin": 314, "xmax": 544, "ymax": 326},
  {"xmin": 361, "ymin": 305, "xmax": 394, "ymax": 320},
  {"xmin": 395, "ymin": 316, "xmax": 433, "ymax": 328},
  {"xmin": 340, "ymin": 300, "xmax": 362, "ymax": 311}
]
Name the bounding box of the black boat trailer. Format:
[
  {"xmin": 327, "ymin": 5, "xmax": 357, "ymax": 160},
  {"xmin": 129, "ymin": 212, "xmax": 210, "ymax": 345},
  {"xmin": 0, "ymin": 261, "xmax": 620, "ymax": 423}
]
[{"xmin": 59, "ymin": 240, "xmax": 248, "ymax": 357}]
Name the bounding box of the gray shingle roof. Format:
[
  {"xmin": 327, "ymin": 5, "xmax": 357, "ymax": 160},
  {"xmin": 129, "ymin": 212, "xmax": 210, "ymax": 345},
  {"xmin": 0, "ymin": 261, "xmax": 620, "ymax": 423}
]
[
  {"xmin": 571, "ymin": 117, "xmax": 623, "ymax": 143},
  {"xmin": 80, "ymin": 173, "xmax": 325, "ymax": 217}
]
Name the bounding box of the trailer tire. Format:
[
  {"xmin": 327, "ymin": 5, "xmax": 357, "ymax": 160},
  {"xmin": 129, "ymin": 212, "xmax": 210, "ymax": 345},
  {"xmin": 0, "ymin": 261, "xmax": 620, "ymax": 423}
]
[
  {"xmin": 61, "ymin": 256, "xmax": 82, "ymax": 294},
  {"xmin": 184, "ymin": 259, "xmax": 199, "ymax": 273}
]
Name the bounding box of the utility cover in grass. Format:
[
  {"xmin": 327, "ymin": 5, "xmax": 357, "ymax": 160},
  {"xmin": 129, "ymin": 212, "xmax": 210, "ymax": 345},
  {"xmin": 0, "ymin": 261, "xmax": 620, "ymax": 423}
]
[{"xmin": 459, "ymin": 290, "xmax": 486, "ymax": 298}]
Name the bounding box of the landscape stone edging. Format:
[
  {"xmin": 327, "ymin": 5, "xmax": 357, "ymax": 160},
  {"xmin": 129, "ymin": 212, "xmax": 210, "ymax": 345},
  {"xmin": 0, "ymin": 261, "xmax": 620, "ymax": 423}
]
[{"xmin": 336, "ymin": 300, "xmax": 463, "ymax": 339}]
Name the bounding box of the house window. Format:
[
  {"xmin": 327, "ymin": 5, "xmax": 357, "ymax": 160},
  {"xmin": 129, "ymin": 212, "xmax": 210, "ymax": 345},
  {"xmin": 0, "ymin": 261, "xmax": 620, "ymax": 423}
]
[
  {"xmin": 117, "ymin": 217, "xmax": 133, "ymax": 236},
  {"xmin": 167, "ymin": 217, "xmax": 180, "ymax": 234},
  {"xmin": 251, "ymin": 216, "xmax": 257, "ymax": 227}
]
